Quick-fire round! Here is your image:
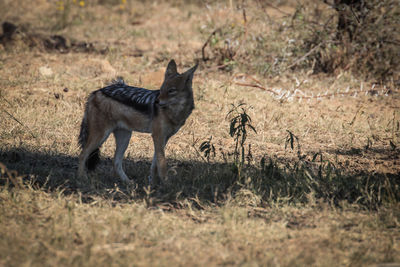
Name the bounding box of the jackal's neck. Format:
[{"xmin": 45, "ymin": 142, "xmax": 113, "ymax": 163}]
[{"xmin": 162, "ymin": 94, "xmax": 194, "ymax": 126}]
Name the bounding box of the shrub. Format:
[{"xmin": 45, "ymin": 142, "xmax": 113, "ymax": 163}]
[{"xmin": 290, "ymin": 0, "xmax": 400, "ymax": 82}]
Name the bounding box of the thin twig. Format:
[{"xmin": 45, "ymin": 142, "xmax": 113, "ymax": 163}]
[
  {"xmin": 0, "ymin": 93, "xmax": 13, "ymax": 107},
  {"xmin": 350, "ymin": 6, "xmax": 361, "ymax": 23},
  {"xmin": 232, "ymin": 5, "xmax": 249, "ymax": 59},
  {"xmin": 261, "ymin": 2, "xmax": 291, "ymax": 16},
  {"xmin": 201, "ymin": 28, "xmax": 221, "ymax": 61},
  {"xmin": 0, "ymin": 106, "xmax": 36, "ymax": 138},
  {"xmin": 284, "ymin": 41, "xmax": 325, "ymax": 71},
  {"xmin": 381, "ymin": 39, "xmax": 400, "ymax": 46}
]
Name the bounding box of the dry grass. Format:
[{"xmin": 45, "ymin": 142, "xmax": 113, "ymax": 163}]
[
  {"xmin": 1, "ymin": 179, "xmax": 399, "ymax": 266},
  {"xmin": 0, "ymin": 0, "xmax": 399, "ymax": 266}
]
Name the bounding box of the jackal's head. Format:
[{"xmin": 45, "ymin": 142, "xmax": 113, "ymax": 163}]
[{"xmin": 157, "ymin": 60, "xmax": 198, "ymax": 109}]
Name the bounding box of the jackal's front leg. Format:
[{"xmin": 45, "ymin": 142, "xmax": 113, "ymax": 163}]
[
  {"xmin": 149, "ymin": 153, "xmax": 158, "ymax": 184},
  {"xmin": 113, "ymin": 129, "xmax": 132, "ymax": 182},
  {"xmin": 150, "ymin": 133, "xmax": 167, "ymax": 184}
]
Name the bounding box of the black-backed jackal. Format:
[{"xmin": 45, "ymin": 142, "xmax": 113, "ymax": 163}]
[{"xmin": 78, "ymin": 60, "xmax": 198, "ymax": 184}]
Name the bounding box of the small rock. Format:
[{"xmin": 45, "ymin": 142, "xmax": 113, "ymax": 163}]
[{"xmin": 39, "ymin": 66, "xmax": 53, "ymax": 77}]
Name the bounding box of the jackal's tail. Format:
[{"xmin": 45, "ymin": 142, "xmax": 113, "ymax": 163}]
[{"xmin": 78, "ymin": 97, "xmax": 100, "ymax": 170}]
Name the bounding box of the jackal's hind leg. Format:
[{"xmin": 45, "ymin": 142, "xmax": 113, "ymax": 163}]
[
  {"xmin": 113, "ymin": 129, "xmax": 132, "ymax": 182},
  {"xmin": 78, "ymin": 128, "xmax": 111, "ymax": 179}
]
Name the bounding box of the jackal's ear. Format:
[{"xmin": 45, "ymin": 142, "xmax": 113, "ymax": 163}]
[
  {"xmin": 186, "ymin": 63, "xmax": 198, "ymax": 76},
  {"xmin": 184, "ymin": 63, "xmax": 198, "ymax": 86},
  {"xmin": 165, "ymin": 59, "xmax": 177, "ymax": 79}
]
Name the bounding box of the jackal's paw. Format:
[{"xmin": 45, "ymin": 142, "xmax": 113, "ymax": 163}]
[
  {"xmin": 160, "ymin": 177, "xmax": 172, "ymax": 187},
  {"xmin": 120, "ymin": 176, "xmax": 134, "ymax": 185},
  {"xmin": 148, "ymin": 175, "xmax": 163, "ymax": 186},
  {"xmin": 115, "ymin": 170, "xmax": 132, "ymax": 184},
  {"xmin": 77, "ymin": 171, "xmax": 88, "ymax": 181}
]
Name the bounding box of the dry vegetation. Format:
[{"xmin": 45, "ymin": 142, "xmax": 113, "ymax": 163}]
[{"xmin": 0, "ymin": 0, "xmax": 399, "ymax": 266}]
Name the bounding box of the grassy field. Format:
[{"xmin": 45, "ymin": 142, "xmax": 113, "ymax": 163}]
[{"xmin": 0, "ymin": 0, "xmax": 399, "ymax": 266}]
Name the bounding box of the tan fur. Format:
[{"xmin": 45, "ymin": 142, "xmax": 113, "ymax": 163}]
[{"xmin": 78, "ymin": 60, "xmax": 197, "ymax": 184}]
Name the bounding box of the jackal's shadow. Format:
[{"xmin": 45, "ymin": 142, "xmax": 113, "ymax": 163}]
[{"xmin": 0, "ymin": 147, "xmax": 237, "ymax": 203}]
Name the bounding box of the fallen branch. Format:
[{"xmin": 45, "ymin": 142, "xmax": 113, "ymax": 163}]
[{"xmin": 232, "ymin": 73, "xmax": 395, "ymax": 101}]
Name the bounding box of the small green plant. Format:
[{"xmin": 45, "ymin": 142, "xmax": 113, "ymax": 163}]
[
  {"xmin": 199, "ymin": 136, "xmax": 216, "ymax": 163},
  {"xmin": 285, "ymin": 130, "xmax": 305, "ymax": 160},
  {"xmin": 226, "ymin": 103, "xmax": 256, "ymax": 177}
]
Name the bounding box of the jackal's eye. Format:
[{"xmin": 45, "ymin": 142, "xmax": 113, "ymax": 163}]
[{"xmin": 168, "ymin": 87, "xmax": 177, "ymax": 94}]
